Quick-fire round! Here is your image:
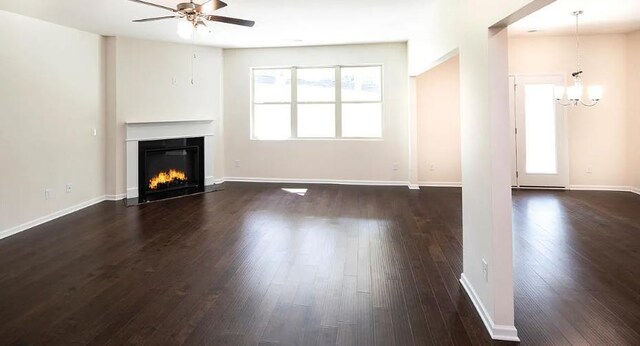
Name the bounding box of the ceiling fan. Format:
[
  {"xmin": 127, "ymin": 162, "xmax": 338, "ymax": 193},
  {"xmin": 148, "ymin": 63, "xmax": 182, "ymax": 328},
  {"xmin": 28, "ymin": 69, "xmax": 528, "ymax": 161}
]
[{"xmin": 129, "ymin": 0, "xmax": 255, "ymax": 39}]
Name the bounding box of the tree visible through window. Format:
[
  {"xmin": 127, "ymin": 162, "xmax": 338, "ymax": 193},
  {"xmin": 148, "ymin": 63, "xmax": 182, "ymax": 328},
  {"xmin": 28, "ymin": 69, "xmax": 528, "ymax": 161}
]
[{"xmin": 252, "ymin": 65, "xmax": 382, "ymax": 139}]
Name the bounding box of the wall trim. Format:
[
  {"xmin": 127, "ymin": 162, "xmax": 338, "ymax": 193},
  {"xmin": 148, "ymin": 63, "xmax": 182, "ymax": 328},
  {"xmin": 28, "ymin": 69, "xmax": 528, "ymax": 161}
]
[
  {"xmin": 460, "ymin": 273, "xmax": 520, "ymax": 342},
  {"xmin": 0, "ymin": 196, "xmax": 107, "ymax": 241},
  {"xmin": 569, "ymin": 185, "xmax": 637, "ymax": 193},
  {"xmin": 408, "ymin": 184, "xmax": 421, "ymax": 190},
  {"xmin": 418, "ymin": 181, "xmax": 462, "ymax": 187},
  {"xmin": 631, "ymin": 187, "xmax": 640, "ymax": 196},
  {"xmin": 105, "ymin": 194, "xmax": 126, "ymax": 201},
  {"xmin": 223, "ymin": 176, "xmax": 410, "ymax": 187}
]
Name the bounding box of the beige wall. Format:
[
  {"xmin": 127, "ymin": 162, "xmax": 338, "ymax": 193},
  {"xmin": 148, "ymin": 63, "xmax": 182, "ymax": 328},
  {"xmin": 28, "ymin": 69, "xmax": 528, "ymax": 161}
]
[
  {"xmin": 628, "ymin": 31, "xmax": 640, "ymax": 191},
  {"xmin": 223, "ymin": 43, "xmax": 409, "ymax": 183},
  {"xmin": 0, "ymin": 11, "xmax": 106, "ymax": 234},
  {"xmin": 510, "ymin": 34, "xmax": 629, "ymax": 188},
  {"xmin": 416, "ymin": 56, "xmax": 461, "ymax": 184},
  {"xmin": 105, "ymin": 37, "xmax": 225, "ymax": 197},
  {"xmin": 414, "ymin": 34, "xmax": 635, "ymax": 189}
]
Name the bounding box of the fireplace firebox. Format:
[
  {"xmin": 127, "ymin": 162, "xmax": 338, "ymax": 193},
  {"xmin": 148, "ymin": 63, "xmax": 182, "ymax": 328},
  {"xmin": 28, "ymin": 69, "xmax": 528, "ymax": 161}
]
[{"xmin": 138, "ymin": 137, "xmax": 205, "ymax": 203}]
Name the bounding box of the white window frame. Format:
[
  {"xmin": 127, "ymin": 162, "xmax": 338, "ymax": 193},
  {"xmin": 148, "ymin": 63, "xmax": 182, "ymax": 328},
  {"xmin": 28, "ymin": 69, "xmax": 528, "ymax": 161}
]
[{"xmin": 251, "ymin": 64, "xmax": 384, "ymax": 140}]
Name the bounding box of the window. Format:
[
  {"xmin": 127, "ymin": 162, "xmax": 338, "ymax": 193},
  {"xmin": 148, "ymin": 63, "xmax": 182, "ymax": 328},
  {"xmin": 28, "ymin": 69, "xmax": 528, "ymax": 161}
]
[
  {"xmin": 252, "ymin": 65, "xmax": 383, "ymax": 139},
  {"xmin": 252, "ymin": 69, "xmax": 292, "ymax": 140}
]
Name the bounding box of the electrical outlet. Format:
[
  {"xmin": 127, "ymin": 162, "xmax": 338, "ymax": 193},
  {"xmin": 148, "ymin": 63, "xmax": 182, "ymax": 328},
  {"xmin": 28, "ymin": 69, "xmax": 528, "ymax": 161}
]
[
  {"xmin": 91, "ymin": 128, "xmax": 97, "ymax": 136},
  {"xmin": 235, "ymin": 160, "xmax": 241, "ymax": 168},
  {"xmin": 429, "ymin": 164, "xmax": 435, "ymax": 172},
  {"xmin": 66, "ymin": 183, "xmax": 73, "ymax": 193},
  {"xmin": 171, "ymin": 76, "xmax": 177, "ymax": 86},
  {"xmin": 392, "ymin": 163, "xmax": 399, "ymax": 171},
  {"xmin": 482, "ymin": 258, "xmax": 489, "ymax": 283},
  {"xmin": 585, "ymin": 166, "xmax": 593, "ymax": 174},
  {"xmin": 45, "ymin": 188, "xmax": 52, "ymax": 200}
]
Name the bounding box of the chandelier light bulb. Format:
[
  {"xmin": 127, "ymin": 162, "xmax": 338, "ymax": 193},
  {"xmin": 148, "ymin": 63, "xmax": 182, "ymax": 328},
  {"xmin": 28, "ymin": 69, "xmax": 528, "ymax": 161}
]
[
  {"xmin": 177, "ymin": 20, "xmax": 194, "ymax": 40},
  {"xmin": 587, "ymin": 85, "xmax": 603, "ymax": 101},
  {"xmin": 566, "ymin": 84, "xmax": 583, "ymax": 101}
]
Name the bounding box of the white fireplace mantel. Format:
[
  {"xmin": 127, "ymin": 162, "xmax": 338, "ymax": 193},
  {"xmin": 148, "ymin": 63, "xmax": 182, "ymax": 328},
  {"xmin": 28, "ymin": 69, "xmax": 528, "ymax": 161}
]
[{"xmin": 125, "ymin": 119, "xmax": 216, "ymax": 199}]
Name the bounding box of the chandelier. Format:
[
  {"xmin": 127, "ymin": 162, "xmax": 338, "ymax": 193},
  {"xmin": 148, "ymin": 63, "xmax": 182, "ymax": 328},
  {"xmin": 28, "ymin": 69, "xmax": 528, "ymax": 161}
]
[{"xmin": 554, "ymin": 11, "xmax": 603, "ymax": 107}]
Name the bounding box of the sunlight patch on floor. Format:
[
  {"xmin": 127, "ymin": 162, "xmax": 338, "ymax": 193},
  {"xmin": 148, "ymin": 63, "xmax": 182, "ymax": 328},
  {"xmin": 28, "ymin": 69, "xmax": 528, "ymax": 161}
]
[{"xmin": 282, "ymin": 188, "xmax": 308, "ymax": 196}]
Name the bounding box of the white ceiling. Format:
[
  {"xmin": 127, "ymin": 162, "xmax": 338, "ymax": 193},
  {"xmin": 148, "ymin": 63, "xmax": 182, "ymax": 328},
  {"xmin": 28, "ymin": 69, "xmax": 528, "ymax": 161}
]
[
  {"xmin": 0, "ymin": 0, "xmax": 428, "ymax": 48},
  {"xmin": 3, "ymin": 0, "xmax": 638, "ymax": 48},
  {"xmin": 510, "ymin": 0, "xmax": 640, "ymax": 36}
]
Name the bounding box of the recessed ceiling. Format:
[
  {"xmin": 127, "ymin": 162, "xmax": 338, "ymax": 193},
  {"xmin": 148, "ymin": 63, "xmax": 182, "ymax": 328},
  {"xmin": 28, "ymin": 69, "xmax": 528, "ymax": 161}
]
[
  {"xmin": 510, "ymin": 0, "xmax": 640, "ymax": 36},
  {"xmin": 0, "ymin": 0, "xmax": 428, "ymax": 48}
]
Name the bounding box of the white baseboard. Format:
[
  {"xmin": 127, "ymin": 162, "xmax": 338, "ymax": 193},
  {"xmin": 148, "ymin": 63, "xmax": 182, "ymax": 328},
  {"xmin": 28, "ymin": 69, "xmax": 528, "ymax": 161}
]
[
  {"xmin": 408, "ymin": 184, "xmax": 420, "ymax": 190},
  {"xmin": 418, "ymin": 181, "xmax": 462, "ymax": 187},
  {"xmin": 223, "ymin": 176, "xmax": 410, "ymax": 187},
  {"xmin": 460, "ymin": 273, "xmax": 520, "ymax": 342},
  {"xmin": 104, "ymin": 194, "xmax": 126, "ymax": 201},
  {"xmin": 632, "ymin": 187, "xmax": 640, "ymax": 196},
  {"xmin": 569, "ymin": 185, "xmax": 637, "ymax": 193},
  {"xmin": 0, "ymin": 196, "xmax": 107, "ymax": 241}
]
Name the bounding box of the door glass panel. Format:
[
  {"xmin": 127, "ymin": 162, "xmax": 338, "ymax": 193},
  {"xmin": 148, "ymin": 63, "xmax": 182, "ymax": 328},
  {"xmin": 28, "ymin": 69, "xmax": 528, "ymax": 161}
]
[{"xmin": 524, "ymin": 84, "xmax": 557, "ymax": 174}]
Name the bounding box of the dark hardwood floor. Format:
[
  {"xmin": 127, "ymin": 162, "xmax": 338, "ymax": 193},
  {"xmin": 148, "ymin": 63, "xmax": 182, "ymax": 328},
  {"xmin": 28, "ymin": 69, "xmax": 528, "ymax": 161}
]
[{"xmin": 0, "ymin": 183, "xmax": 638, "ymax": 345}]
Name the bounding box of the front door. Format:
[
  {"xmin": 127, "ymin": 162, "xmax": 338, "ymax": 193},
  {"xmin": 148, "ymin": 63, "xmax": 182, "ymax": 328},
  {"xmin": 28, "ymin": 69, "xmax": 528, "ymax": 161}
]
[{"xmin": 511, "ymin": 75, "xmax": 568, "ymax": 188}]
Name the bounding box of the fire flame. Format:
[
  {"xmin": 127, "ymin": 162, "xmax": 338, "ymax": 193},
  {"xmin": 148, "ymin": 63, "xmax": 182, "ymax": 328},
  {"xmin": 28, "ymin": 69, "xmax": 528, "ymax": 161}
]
[{"xmin": 149, "ymin": 169, "xmax": 188, "ymax": 190}]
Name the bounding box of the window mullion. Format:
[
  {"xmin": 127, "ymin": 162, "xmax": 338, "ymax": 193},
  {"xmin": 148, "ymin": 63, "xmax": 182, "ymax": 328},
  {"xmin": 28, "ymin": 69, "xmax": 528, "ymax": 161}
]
[
  {"xmin": 291, "ymin": 67, "xmax": 298, "ymax": 139},
  {"xmin": 335, "ymin": 66, "xmax": 342, "ymax": 138}
]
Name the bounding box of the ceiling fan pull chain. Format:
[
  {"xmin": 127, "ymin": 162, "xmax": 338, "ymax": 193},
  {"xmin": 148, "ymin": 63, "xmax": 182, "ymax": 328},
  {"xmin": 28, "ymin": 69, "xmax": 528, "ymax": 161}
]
[{"xmin": 191, "ymin": 51, "xmax": 195, "ymax": 85}]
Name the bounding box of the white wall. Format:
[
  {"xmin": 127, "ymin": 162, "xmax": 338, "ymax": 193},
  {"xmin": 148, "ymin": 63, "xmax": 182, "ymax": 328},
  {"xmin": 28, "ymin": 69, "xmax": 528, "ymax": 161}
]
[
  {"xmin": 628, "ymin": 31, "xmax": 640, "ymax": 192},
  {"xmin": 105, "ymin": 37, "xmax": 225, "ymax": 197},
  {"xmin": 0, "ymin": 11, "xmax": 106, "ymax": 234},
  {"xmin": 416, "ymin": 56, "xmax": 461, "ymax": 184},
  {"xmin": 223, "ymin": 43, "xmax": 409, "ymax": 183},
  {"xmin": 410, "ymin": 0, "xmax": 554, "ymax": 341},
  {"xmin": 509, "ymin": 34, "xmax": 629, "ymax": 188}
]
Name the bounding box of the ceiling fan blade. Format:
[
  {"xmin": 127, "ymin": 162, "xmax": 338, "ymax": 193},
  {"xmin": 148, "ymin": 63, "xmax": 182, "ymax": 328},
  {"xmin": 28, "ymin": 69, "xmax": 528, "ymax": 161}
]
[
  {"xmin": 198, "ymin": 0, "xmax": 228, "ymax": 13},
  {"xmin": 133, "ymin": 15, "xmax": 179, "ymax": 22},
  {"xmin": 205, "ymin": 15, "xmax": 255, "ymax": 27},
  {"xmin": 128, "ymin": 0, "xmax": 177, "ymax": 13}
]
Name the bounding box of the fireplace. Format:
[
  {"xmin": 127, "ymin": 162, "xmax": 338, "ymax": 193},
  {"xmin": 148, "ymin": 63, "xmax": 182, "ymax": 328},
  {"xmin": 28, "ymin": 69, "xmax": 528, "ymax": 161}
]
[{"xmin": 138, "ymin": 137, "xmax": 205, "ymax": 203}]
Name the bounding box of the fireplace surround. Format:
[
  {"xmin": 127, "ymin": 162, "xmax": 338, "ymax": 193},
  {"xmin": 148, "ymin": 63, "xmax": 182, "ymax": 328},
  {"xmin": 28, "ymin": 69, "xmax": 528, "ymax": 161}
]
[{"xmin": 125, "ymin": 119, "xmax": 218, "ymax": 205}]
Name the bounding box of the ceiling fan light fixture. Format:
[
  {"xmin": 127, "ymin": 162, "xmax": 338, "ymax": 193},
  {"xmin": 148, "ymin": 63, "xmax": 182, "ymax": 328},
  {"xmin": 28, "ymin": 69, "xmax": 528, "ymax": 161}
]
[
  {"xmin": 196, "ymin": 22, "xmax": 211, "ymax": 36},
  {"xmin": 130, "ymin": 0, "xmax": 255, "ymax": 39},
  {"xmin": 177, "ymin": 20, "xmax": 194, "ymax": 39}
]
